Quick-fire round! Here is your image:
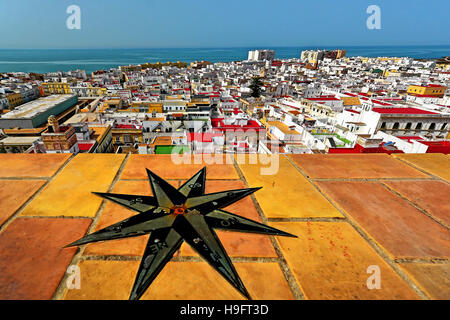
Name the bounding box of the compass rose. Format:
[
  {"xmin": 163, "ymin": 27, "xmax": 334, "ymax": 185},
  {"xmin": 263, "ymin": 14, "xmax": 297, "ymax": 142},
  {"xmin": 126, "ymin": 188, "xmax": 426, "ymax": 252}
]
[{"xmin": 66, "ymin": 167, "xmax": 296, "ymax": 300}]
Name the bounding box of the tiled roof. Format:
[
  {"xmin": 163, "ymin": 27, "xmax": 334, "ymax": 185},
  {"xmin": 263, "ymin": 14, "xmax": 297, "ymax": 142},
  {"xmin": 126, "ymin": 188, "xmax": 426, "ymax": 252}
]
[{"xmin": 0, "ymin": 153, "xmax": 449, "ymax": 300}]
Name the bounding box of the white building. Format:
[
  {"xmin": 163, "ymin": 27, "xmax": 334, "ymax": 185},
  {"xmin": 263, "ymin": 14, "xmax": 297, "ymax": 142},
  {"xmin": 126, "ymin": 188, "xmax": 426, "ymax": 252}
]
[
  {"xmin": 0, "ymin": 96, "xmax": 9, "ymax": 110},
  {"xmin": 248, "ymin": 50, "xmax": 275, "ymax": 61},
  {"xmin": 163, "ymin": 100, "xmax": 186, "ymax": 112},
  {"xmin": 337, "ymin": 107, "xmax": 449, "ymax": 139}
]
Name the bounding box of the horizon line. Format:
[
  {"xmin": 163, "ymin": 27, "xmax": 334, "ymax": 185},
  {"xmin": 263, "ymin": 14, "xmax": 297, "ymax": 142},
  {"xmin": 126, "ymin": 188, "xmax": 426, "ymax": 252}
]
[{"xmin": 1, "ymin": 44, "xmax": 450, "ymax": 51}]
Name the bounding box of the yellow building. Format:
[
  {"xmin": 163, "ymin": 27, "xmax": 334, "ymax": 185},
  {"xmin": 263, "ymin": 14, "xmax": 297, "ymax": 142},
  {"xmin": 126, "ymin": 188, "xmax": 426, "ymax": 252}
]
[
  {"xmin": 384, "ymin": 69, "xmax": 402, "ymax": 77},
  {"xmin": 266, "ymin": 121, "xmax": 301, "ymax": 141},
  {"xmin": 377, "ymin": 57, "xmax": 402, "ymax": 63},
  {"xmin": 6, "ymin": 93, "xmax": 23, "ymax": 109},
  {"xmin": 90, "ymin": 125, "xmax": 113, "ymax": 153},
  {"xmin": 189, "ymin": 61, "xmax": 211, "ymax": 69},
  {"xmin": 94, "ymin": 87, "xmax": 107, "ymax": 96},
  {"xmin": 140, "ymin": 61, "xmax": 187, "ymax": 69},
  {"xmin": 70, "ymin": 86, "xmax": 107, "ymax": 97},
  {"xmin": 436, "ymin": 62, "xmax": 450, "ymax": 71},
  {"xmin": 336, "ymin": 49, "xmax": 347, "ymax": 59},
  {"xmin": 41, "ymin": 82, "xmax": 71, "ymax": 95},
  {"xmin": 111, "ymin": 127, "xmax": 143, "ymax": 153},
  {"xmin": 165, "ymin": 95, "xmax": 184, "ymax": 100},
  {"xmin": 119, "ymin": 65, "xmax": 142, "ymax": 72},
  {"xmin": 102, "ymin": 98, "xmax": 123, "ymax": 111},
  {"xmin": 407, "ymin": 84, "xmax": 446, "ymax": 97},
  {"xmin": 127, "ymin": 102, "xmax": 163, "ymax": 113},
  {"xmin": 124, "ymin": 84, "xmax": 140, "ymax": 91}
]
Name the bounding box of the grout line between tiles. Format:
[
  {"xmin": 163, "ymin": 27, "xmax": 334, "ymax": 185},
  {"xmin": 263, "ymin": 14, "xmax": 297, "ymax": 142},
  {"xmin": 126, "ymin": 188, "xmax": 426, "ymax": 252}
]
[
  {"xmin": 10, "ymin": 154, "xmax": 445, "ymax": 300},
  {"xmin": 232, "ymin": 157, "xmax": 305, "ymax": 300},
  {"xmin": 0, "ymin": 154, "xmax": 76, "ymax": 233},
  {"xmin": 82, "ymin": 255, "xmax": 142, "ymax": 261},
  {"xmin": 378, "ymin": 181, "xmax": 449, "ymax": 230},
  {"xmin": 393, "ymin": 157, "xmax": 450, "ymax": 185},
  {"xmin": 268, "ymin": 217, "xmax": 346, "ymax": 222},
  {"xmin": 52, "ymin": 153, "xmax": 130, "ymax": 300},
  {"xmin": 0, "ymin": 177, "xmax": 51, "ymax": 181},
  {"xmin": 120, "ymin": 178, "xmax": 241, "ymax": 182},
  {"xmin": 394, "ymin": 258, "xmax": 450, "ymax": 264},
  {"xmin": 284, "ymin": 154, "xmax": 431, "ymax": 300},
  {"xmin": 312, "ymin": 177, "xmax": 439, "ymax": 182},
  {"xmin": 18, "ymin": 215, "xmax": 93, "ymax": 219},
  {"xmin": 81, "ymin": 255, "xmax": 280, "ymax": 263}
]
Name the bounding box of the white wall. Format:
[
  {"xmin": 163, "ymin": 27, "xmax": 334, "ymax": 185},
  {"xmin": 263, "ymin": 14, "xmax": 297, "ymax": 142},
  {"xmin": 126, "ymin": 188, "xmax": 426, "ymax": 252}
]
[{"xmin": 374, "ymin": 131, "xmax": 428, "ymax": 153}]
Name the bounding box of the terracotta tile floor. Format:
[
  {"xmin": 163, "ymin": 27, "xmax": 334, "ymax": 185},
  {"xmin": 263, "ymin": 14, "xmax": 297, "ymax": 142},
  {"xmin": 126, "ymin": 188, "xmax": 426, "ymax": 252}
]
[
  {"xmin": 315, "ymin": 181, "xmax": 450, "ymax": 259},
  {"xmin": 393, "ymin": 153, "xmax": 450, "ymax": 181},
  {"xmin": 289, "ymin": 154, "xmax": 429, "ymax": 179},
  {"xmin": 0, "ymin": 153, "xmax": 448, "ymax": 300}
]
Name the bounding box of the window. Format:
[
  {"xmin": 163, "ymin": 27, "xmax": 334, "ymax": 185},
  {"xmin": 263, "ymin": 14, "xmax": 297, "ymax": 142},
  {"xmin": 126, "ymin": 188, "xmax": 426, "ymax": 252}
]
[
  {"xmin": 442, "ymin": 123, "xmax": 448, "ymax": 131},
  {"xmin": 429, "ymin": 123, "xmax": 436, "ymax": 131},
  {"xmin": 380, "ymin": 122, "xmax": 386, "ymax": 129},
  {"xmin": 405, "ymin": 122, "xmax": 412, "ymax": 130},
  {"xmin": 393, "ymin": 122, "xmax": 400, "ymax": 130},
  {"xmin": 416, "ymin": 123, "xmax": 422, "ymax": 130},
  {"xmin": 123, "ymin": 135, "xmax": 132, "ymax": 143}
]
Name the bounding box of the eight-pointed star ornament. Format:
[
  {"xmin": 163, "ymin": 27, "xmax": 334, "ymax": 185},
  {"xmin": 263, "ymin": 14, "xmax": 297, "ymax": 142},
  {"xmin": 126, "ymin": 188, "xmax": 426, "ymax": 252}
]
[{"xmin": 66, "ymin": 167, "xmax": 296, "ymax": 300}]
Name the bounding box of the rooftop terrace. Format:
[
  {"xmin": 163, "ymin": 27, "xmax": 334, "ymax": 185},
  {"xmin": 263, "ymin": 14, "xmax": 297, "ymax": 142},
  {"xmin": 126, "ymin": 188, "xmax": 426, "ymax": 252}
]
[
  {"xmin": 0, "ymin": 153, "xmax": 448, "ymax": 300},
  {"xmin": 1, "ymin": 95, "xmax": 75, "ymax": 119}
]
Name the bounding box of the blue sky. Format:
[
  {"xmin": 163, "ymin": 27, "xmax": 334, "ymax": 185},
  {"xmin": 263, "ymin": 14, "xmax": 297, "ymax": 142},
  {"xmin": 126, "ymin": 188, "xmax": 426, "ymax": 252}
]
[{"xmin": 0, "ymin": 0, "xmax": 449, "ymax": 49}]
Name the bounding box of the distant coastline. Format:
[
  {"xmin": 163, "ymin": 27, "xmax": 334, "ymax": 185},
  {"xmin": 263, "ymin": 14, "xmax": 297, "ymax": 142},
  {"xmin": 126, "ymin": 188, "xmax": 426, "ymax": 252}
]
[{"xmin": 0, "ymin": 45, "xmax": 449, "ymax": 74}]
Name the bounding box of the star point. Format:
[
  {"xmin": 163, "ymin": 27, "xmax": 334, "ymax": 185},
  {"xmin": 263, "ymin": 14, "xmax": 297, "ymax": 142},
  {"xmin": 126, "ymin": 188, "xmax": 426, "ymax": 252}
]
[{"xmin": 66, "ymin": 167, "xmax": 296, "ymax": 300}]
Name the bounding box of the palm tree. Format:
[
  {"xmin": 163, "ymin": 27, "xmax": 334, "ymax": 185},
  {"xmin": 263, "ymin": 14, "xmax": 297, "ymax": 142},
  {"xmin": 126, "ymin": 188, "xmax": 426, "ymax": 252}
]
[{"xmin": 249, "ymin": 76, "xmax": 263, "ymax": 98}]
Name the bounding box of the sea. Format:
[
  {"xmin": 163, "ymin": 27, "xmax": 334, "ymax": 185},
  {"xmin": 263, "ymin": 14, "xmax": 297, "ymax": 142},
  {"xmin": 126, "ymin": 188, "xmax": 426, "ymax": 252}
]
[{"xmin": 0, "ymin": 45, "xmax": 449, "ymax": 74}]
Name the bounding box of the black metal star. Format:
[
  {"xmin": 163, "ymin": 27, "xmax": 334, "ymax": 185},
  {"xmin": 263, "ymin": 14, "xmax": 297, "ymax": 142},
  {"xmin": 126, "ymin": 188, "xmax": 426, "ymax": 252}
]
[{"xmin": 66, "ymin": 167, "xmax": 296, "ymax": 300}]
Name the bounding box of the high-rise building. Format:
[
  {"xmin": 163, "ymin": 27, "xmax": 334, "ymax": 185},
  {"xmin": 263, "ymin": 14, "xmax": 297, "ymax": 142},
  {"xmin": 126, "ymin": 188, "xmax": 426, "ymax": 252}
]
[
  {"xmin": 248, "ymin": 50, "xmax": 275, "ymax": 61},
  {"xmin": 301, "ymin": 49, "xmax": 346, "ymax": 63}
]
